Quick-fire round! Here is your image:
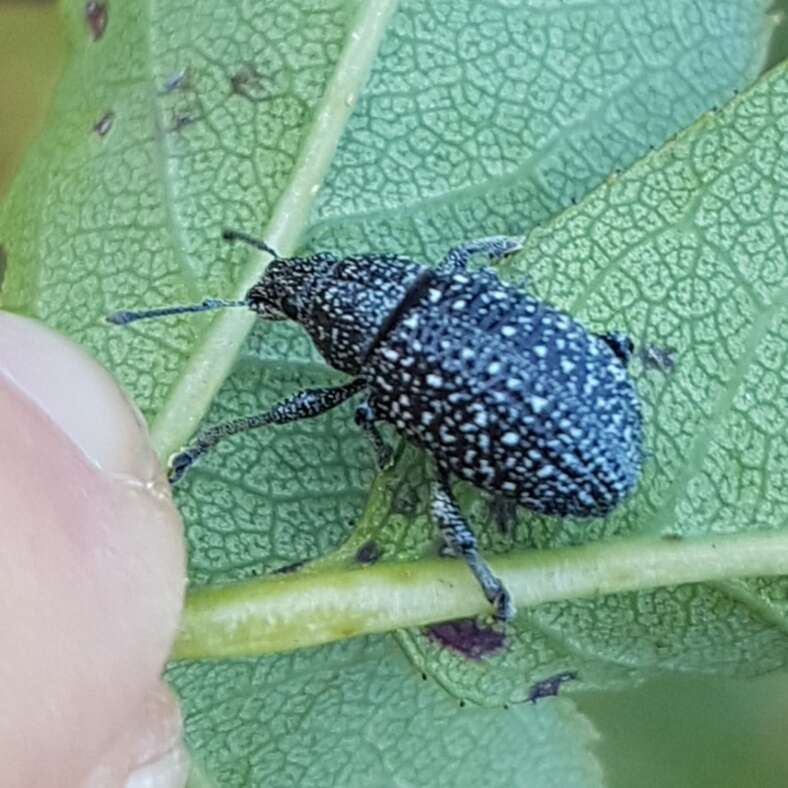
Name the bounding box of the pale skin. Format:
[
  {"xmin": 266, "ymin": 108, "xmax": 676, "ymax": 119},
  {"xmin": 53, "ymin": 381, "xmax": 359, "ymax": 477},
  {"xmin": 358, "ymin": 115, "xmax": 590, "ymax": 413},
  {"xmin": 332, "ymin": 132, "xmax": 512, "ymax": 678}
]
[{"xmin": 0, "ymin": 312, "xmax": 187, "ymax": 787}]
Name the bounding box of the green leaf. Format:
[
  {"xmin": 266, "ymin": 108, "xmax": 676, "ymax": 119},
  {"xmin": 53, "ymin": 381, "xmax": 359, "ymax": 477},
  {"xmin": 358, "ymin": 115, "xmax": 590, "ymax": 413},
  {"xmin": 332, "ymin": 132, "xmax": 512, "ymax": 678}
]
[
  {"xmin": 171, "ymin": 635, "xmax": 605, "ymax": 788},
  {"xmin": 1, "ymin": 0, "xmax": 783, "ymax": 782}
]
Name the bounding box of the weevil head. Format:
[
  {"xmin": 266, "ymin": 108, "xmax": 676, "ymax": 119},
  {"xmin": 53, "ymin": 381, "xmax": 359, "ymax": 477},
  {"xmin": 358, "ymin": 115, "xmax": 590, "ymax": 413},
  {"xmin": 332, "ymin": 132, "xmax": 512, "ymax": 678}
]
[
  {"xmin": 245, "ymin": 253, "xmax": 337, "ymax": 321},
  {"xmin": 247, "ymin": 251, "xmax": 427, "ymax": 376}
]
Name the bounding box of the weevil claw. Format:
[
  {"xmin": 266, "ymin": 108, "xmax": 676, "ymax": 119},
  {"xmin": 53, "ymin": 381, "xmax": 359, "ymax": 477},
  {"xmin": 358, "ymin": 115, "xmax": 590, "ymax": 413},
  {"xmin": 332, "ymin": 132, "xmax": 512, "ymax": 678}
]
[
  {"xmin": 167, "ymin": 450, "xmax": 194, "ymax": 484},
  {"xmin": 493, "ymin": 588, "xmax": 516, "ymax": 623}
]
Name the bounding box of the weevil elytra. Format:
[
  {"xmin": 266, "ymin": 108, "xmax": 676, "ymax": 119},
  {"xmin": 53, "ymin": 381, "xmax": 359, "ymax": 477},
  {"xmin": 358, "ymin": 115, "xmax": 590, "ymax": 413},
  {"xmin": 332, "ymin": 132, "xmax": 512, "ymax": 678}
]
[{"xmin": 108, "ymin": 230, "xmax": 644, "ymax": 621}]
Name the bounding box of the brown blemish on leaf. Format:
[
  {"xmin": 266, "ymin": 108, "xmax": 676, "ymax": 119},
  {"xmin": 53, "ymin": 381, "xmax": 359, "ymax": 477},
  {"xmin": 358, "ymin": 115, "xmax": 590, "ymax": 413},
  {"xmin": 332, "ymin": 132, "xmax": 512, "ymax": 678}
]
[
  {"xmin": 526, "ymin": 671, "xmax": 577, "ymax": 703},
  {"xmin": 85, "ymin": 1, "xmax": 107, "ymax": 41},
  {"xmin": 230, "ymin": 63, "xmax": 263, "ymax": 100},
  {"xmin": 93, "ymin": 111, "xmax": 115, "ymax": 137},
  {"xmin": 425, "ymin": 618, "xmax": 506, "ymax": 660}
]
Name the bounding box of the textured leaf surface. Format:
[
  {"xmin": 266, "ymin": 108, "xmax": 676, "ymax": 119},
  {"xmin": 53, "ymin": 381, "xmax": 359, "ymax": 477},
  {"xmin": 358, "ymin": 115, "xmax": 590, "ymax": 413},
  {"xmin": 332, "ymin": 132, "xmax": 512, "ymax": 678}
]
[
  {"xmin": 171, "ymin": 635, "xmax": 604, "ymax": 788},
  {"xmin": 0, "ymin": 0, "xmax": 781, "ymax": 783}
]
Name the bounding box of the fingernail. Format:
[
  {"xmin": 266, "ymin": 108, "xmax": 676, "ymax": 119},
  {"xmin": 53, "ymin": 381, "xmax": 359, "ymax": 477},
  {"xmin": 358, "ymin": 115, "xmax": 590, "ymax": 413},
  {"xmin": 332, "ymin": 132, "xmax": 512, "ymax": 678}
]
[
  {"xmin": 0, "ymin": 311, "xmax": 160, "ymax": 480},
  {"xmin": 125, "ymin": 743, "xmax": 190, "ymax": 788}
]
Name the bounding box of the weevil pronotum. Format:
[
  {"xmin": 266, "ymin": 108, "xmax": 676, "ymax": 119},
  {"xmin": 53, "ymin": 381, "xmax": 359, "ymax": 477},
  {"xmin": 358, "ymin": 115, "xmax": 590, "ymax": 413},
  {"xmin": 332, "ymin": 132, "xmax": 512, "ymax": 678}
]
[{"xmin": 108, "ymin": 230, "xmax": 644, "ymax": 620}]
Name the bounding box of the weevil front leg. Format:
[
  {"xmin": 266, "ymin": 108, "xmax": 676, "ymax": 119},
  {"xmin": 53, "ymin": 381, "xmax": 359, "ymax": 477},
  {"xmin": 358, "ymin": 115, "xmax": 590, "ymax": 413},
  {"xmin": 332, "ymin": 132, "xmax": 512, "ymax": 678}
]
[
  {"xmin": 439, "ymin": 235, "xmax": 524, "ymax": 273},
  {"xmin": 168, "ymin": 378, "xmax": 365, "ymax": 483},
  {"xmin": 432, "ymin": 469, "xmax": 515, "ymax": 622},
  {"xmin": 354, "ymin": 399, "xmax": 393, "ymax": 470}
]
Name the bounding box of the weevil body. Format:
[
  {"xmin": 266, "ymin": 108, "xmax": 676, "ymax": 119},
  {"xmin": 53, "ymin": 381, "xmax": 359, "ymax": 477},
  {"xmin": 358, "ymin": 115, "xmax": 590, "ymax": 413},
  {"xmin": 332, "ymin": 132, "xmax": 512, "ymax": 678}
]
[{"xmin": 109, "ymin": 231, "xmax": 644, "ymax": 621}]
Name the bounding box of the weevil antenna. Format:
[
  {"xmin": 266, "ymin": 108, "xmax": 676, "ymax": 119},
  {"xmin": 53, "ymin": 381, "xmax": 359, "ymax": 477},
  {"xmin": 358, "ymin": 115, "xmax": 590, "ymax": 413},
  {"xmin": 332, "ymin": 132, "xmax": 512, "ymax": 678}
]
[
  {"xmin": 222, "ymin": 228, "xmax": 283, "ymax": 260},
  {"xmin": 106, "ymin": 297, "xmax": 248, "ymax": 326}
]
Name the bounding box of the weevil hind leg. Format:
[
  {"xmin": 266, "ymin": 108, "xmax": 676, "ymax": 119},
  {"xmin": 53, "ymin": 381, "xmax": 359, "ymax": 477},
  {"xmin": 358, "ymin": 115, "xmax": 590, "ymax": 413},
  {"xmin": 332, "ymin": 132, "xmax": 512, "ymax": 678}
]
[
  {"xmin": 439, "ymin": 236, "xmax": 524, "ymax": 273},
  {"xmin": 431, "ymin": 469, "xmax": 515, "ymax": 622},
  {"xmin": 168, "ymin": 379, "xmax": 366, "ymax": 483}
]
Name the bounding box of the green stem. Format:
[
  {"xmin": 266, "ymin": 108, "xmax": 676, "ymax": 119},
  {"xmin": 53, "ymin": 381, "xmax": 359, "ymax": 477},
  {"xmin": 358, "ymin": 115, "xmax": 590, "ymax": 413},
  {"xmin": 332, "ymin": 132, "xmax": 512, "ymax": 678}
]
[
  {"xmin": 172, "ymin": 529, "xmax": 788, "ymax": 660},
  {"xmin": 150, "ymin": 0, "xmax": 400, "ymax": 460}
]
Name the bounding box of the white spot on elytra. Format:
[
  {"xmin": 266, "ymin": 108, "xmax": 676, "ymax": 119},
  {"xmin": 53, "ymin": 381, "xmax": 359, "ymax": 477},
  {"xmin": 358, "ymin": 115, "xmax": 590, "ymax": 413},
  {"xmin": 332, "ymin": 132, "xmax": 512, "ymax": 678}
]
[
  {"xmin": 426, "ymin": 373, "xmax": 443, "ymax": 388},
  {"xmin": 530, "ymin": 395, "xmax": 548, "ymax": 414},
  {"xmin": 501, "ymin": 432, "xmax": 519, "ymax": 446},
  {"xmin": 501, "ymin": 325, "xmax": 516, "ymax": 337}
]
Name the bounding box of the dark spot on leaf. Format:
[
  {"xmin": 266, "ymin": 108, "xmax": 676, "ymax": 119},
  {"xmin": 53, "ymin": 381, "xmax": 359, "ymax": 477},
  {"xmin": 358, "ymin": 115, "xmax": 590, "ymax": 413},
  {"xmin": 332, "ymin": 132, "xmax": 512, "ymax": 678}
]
[
  {"xmin": 230, "ymin": 63, "xmax": 263, "ymax": 100},
  {"xmin": 161, "ymin": 68, "xmax": 190, "ymax": 94},
  {"xmin": 527, "ymin": 671, "xmax": 577, "ymax": 703},
  {"xmin": 85, "ymin": 1, "xmax": 107, "ymax": 40},
  {"xmin": 0, "ymin": 245, "xmax": 6, "ymax": 293},
  {"xmin": 272, "ymin": 559, "xmax": 307, "ymax": 575},
  {"xmin": 639, "ymin": 344, "xmax": 677, "ymax": 373},
  {"xmin": 458, "ymin": 700, "xmax": 466, "ymax": 707},
  {"xmin": 421, "ymin": 672, "xmax": 427, "ymax": 681},
  {"xmin": 169, "ymin": 112, "xmax": 197, "ymax": 133},
  {"xmin": 355, "ymin": 540, "xmax": 381, "ymax": 564},
  {"xmin": 425, "ymin": 617, "xmax": 506, "ymax": 660},
  {"xmin": 661, "ymin": 532, "xmax": 683, "ymax": 541},
  {"xmin": 93, "ymin": 111, "xmax": 114, "ymax": 137}
]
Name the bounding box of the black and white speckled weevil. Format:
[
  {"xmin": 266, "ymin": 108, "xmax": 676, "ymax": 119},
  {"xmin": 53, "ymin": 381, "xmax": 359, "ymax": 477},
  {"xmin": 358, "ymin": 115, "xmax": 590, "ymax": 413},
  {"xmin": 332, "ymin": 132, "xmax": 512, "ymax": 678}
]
[{"xmin": 108, "ymin": 230, "xmax": 644, "ymax": 621}]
